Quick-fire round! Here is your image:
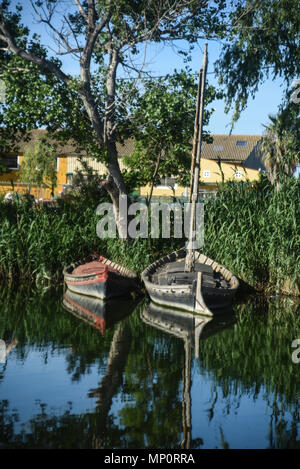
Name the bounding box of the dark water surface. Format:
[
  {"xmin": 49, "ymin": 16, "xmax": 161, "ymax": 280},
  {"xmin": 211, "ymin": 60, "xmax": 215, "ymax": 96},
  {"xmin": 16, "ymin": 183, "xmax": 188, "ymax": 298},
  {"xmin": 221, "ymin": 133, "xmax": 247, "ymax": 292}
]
[{"xmin": 0, "ymin": 287, "xmax": 299, "ymax": 449}]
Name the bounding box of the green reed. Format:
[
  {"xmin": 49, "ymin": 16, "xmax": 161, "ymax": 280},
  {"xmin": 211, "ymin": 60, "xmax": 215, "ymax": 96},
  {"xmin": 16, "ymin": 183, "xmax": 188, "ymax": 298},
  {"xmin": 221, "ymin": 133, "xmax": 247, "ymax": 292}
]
[
  {"xmin": 0, "ymin": 177, "xmax": 299, "ymax": 295},
  {"xmin": 203, "ymin": 177, "xmax": 300, "ymax": 295}
]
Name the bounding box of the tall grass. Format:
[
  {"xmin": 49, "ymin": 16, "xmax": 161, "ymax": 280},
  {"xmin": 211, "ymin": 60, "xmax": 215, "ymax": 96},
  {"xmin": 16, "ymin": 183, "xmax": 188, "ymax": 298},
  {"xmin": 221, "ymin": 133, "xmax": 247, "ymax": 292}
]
[
  {"xmin": 203, "ymin": 177, "xmax": 300, "ymax": 294},
  {"xmin": 0, "ymin": 177, "xmax": 299, "ymax": 295},
  {"xmin": 0, "ymin": 200, "xmax": 101, "ymax": 284}
]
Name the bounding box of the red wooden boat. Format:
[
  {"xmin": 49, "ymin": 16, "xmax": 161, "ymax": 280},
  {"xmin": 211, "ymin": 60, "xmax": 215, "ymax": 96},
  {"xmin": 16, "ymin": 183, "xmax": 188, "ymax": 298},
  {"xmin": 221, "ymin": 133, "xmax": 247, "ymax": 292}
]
[{"xmin": 63, "ymin": 253, "xmax": 139, "ymax": 300}]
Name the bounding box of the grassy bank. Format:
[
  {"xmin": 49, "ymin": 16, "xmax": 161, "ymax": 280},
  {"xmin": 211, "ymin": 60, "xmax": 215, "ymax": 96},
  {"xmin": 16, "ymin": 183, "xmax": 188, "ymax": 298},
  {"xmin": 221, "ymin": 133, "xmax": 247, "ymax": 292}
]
[{"xmin": 0, "ymin": 177, "xmax": 299, "ymax": 295}]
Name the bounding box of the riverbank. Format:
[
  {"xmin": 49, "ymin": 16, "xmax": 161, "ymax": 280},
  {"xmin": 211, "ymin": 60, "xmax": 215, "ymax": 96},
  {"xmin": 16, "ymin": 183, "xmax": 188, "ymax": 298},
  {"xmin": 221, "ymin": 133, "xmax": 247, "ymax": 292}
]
[{"xmin": 0, "ymin": 178, "xmax": 299, "ymax": 296}]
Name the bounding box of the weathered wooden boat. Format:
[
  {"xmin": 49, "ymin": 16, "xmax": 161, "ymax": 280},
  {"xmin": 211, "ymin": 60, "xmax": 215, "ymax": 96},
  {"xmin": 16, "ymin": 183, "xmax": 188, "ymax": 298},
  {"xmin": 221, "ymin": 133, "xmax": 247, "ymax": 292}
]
[
  {"xmin": 141, "ymin": 45, "xmax": 239, "ymax": 316},
  {"xmin": 141, "ymin": 249, "xmax": 239, "ymax": 316},
  {"xmin": 62, "ymin": 288, "xmax": 139, "ymax": 334},
  {"xmin": 63, "ymin": 253, "xmax": 139, "ymax": 300}
]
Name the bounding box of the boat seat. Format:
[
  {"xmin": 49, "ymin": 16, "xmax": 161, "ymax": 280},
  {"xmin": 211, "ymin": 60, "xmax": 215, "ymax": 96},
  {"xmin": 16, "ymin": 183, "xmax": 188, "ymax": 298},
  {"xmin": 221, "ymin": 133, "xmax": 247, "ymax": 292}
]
[{"xmin": 164, "ymin": 261, "xmax": 214, "ymax": 275}]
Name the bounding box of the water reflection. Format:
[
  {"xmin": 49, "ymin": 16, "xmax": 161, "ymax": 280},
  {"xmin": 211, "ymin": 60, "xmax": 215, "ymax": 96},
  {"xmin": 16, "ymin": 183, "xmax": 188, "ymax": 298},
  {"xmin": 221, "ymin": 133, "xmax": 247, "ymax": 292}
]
[
  {"xmin": 0, "ymin": 287, "xmax": 299, "ymax": 448},
  {"xmin": 63, "ymin": 288, "xmax": 140, "ymax": 334},
  {"xmin": 141, "ymin": 302, "xmax": 236, "ymax": 448}
]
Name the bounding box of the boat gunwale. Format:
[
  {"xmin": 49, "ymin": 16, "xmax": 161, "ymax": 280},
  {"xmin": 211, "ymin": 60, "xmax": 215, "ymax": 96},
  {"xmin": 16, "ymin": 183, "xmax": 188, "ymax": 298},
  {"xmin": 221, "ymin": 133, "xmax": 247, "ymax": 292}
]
[
  {"xmin": 141, "ymin": 248, "xmax": 239, "ymax": 292},
  {"xmin": 63, "ymin": 254, "xmax": 137, "ymax": 281}
]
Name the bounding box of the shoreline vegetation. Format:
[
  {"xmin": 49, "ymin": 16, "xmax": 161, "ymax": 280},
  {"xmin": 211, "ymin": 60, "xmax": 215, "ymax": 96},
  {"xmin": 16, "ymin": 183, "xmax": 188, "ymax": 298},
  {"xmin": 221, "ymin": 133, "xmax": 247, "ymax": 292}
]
[{"xmin": 0, "ymin": 177, "xmax": 299, "ymax": 297}]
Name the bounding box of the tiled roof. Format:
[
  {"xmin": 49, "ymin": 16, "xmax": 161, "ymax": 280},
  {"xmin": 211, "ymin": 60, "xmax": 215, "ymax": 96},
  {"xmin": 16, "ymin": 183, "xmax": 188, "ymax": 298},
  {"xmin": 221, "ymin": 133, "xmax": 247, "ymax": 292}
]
[
  {"xmin": 201, "ymin": 135, "xmax": 262, "ymax": 162},
  {"xmin": 0, "ymin": 129, "xmax": 135, "ymax": 157},
  {"xmin": 0, "ymin": 129, "xmax": 261, "ymax": 162}
]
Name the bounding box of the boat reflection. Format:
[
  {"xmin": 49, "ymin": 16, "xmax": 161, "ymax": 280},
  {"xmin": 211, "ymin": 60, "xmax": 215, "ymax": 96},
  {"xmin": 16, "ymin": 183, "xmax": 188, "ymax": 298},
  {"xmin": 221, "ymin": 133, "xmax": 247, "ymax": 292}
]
[
  {"xmin": 141, "ymin": 301, "xmax": 235, "ymax": 358},
  {"xmin": 140, "ymin": 301, "xmax": 236, "ymax": 449},
  {"xmin": 62, "ymin": 288, "xmax": 139, "ymax": 335}
]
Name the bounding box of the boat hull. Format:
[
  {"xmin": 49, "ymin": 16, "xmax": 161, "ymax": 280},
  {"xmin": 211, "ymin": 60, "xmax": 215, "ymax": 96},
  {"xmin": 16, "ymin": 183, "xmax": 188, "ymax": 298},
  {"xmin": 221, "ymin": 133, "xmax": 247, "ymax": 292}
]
[
  {"xmin": 63, "ymin": 255, "xmax": 139, "ymax": 300},
  {"xmin": 141, "ymin": 248, "xmax": 239, "ymax": 316},
  {"xmin": 64, "ymin": 273, "xmax": 136, "ymax": 299}
]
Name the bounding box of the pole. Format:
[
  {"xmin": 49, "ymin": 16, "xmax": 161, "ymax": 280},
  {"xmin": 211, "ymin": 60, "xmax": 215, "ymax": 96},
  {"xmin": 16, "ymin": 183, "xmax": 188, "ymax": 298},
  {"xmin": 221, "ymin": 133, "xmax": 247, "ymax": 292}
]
[
  {"xmin": 185, "ymin": 43, "xmax": 208, "ymax": 272},
  {"xmin": 189, "ymin": 68, "xmax": 203, "ymax": 203}
]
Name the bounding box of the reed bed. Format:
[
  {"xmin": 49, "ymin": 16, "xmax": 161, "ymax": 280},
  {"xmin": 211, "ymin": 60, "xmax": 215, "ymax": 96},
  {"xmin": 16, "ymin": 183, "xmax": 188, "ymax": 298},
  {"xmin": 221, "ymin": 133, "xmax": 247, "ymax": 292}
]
[
  {"xmin": 0, "ymin": 177, "xmax": 299, "ymax": 295},
  {"xmin": 203, "ymin": 178, "xmax": 300, "ymax": 295}
]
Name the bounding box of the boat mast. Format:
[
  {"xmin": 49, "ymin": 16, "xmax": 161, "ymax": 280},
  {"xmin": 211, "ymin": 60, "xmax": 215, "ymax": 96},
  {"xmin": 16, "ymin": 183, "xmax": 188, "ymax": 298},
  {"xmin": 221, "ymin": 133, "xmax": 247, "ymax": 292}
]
[
  {"xmin": 185, "ymin": 44, "xmax": 208, "ymax": 272},
  {"xmin": 189, "ymin": 68, "xmax": 203, "ymax": 203}
]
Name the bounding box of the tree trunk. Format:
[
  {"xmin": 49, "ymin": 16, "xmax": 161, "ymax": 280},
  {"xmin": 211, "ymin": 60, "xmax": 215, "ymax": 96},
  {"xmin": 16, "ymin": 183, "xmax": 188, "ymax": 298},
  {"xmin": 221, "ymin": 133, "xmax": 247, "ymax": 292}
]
[
  {"xmin": 105, "ymin": 142, "xmax": 129, "ymax": 238},
  {"xmin": 80, "ymin": 49, "xmax": 130, "ymax": 236}
]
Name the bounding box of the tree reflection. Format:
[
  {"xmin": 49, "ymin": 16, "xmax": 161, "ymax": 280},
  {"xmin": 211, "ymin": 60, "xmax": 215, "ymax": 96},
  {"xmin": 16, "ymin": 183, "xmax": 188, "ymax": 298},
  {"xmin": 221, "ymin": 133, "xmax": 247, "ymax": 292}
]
[{"xmin": 0, "ymin": 288, "xmax": 299, "ymax": 448}]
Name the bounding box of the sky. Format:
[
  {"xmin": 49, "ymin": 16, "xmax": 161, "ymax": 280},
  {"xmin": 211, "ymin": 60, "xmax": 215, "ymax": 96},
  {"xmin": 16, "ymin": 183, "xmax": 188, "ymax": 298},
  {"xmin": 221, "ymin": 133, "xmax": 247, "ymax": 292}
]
[
  {"xmin": 137, "ymin": 40, "xmax": 288, "ymax": 136},
  {"xmin": 6, "ymin": 1, "xmax": 296, "ymax": 137}
]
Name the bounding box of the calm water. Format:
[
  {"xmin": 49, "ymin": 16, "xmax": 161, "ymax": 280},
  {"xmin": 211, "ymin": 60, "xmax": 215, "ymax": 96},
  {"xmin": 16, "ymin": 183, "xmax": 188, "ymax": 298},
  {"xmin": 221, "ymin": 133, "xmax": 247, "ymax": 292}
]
[{"xmin": 0, "ymin": 287, "xmax": 299, "ymax": 449}]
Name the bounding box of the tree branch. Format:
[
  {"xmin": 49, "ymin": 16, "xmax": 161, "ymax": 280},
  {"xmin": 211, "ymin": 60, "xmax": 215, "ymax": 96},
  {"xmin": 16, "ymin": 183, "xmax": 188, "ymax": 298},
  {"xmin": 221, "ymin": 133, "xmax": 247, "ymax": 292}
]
[
  {"xmin": 74, "ymin": 0, "xmax": 89, "ymax": 24},
  {"xmin": 0, "ymin": 13, "xmax": 70, "ymax": 85},
  {"xmin": 29, "ymin": 0, "xmax": 81, "ymax": 57}
]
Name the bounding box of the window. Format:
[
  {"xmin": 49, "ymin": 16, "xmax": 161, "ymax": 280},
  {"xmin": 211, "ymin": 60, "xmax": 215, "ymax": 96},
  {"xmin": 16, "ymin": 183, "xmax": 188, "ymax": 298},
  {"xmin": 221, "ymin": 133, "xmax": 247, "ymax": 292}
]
[
  {"xmin": 235, "ymin": 170, "xmax": 242, "ymax": 179},
  {"xmin": 66, "ymin": 172, "xmax": 73, "ymax": 184},
  {"xmin": 203, "ymin": 170, "xmax": 210, "ymax": 178},
  {"xmin": 0, "ymin": 155, "xmax": 19, "ymax": 169},
  {"xmin": 236, "ymin": 140, "xmax": 247, "ymax": 146}
]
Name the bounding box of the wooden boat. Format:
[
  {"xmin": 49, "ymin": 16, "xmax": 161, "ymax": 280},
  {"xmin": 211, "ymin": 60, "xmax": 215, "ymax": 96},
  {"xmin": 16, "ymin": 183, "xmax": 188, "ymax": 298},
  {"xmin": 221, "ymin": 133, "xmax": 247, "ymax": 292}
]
[
  {"xmin": 63, "ymin": 253, "xmax": 139, "ymax": 300},
  {"xmin": 141, "ymin": 248, "xmax": 239, "ymax": 316},
  {"xmin": 62, "ymin": 288, "xmax": 139, "ymax": 334},
  {"xmin": 141, "ymin": 44, "xmax": 239, "ymax": 316}
]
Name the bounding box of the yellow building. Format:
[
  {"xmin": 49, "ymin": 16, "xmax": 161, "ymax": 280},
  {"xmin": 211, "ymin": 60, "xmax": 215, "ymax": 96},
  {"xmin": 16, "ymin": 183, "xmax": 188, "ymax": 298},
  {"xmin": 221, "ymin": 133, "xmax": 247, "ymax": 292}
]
[
  {"xmin": 0, "ymin": 130, "xmax": 131, "ymax": 198},
  {"xmin": 140, "ymin": 158, "xmax": 261, "ymax": 199},
  {"xmin": 140, "ymin": 134, "xmax": 265, "ymax": 199},
  {"xmin": 0, "ymin": 130, "xmax": 71, "ymax": 198},
  {"xmin": 0, "ymin": 130, "xmax": 265, "ymax": 199}
]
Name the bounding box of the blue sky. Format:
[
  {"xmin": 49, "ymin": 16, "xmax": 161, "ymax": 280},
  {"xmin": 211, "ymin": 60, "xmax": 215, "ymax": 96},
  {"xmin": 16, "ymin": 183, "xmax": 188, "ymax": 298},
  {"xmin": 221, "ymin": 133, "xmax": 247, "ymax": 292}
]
[
  {"xmin": 14, "ymin": 2, "xmax": 294, "ymax": 136},
  {"xmin": 138, "ymin": 40, "xmax": 288, "ymax": 136}
]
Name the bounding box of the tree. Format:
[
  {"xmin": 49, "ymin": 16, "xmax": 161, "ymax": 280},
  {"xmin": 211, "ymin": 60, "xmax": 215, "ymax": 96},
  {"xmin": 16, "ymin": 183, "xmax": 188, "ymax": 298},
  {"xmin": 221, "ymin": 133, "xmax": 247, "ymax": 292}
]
[
  {"xmin": 261, "ymin": 104, "xmax": 300, "ymax": 191},
  {"xmin": 215, "ymin": 0, "xmax": 300, "ymax": 124},
  {"xmin": 20, "ymin": 139, "xmax": 58, "ymax": 196},
  {"xmin": 0, "ymin": 1, "xmax": 299, "ymax": 226},
  {"xmin": 121, "ymin": 69, "xmax": 219, "ymax": 203},
  {"xmin": 0, "ymin": 0, "xmax": 227, "ymax": 233}
]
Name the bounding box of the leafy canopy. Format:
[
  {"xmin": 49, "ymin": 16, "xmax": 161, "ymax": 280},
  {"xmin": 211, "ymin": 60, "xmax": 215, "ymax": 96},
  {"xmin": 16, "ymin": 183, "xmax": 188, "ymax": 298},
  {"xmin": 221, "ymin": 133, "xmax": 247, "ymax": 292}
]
[
  {"xmin": 121, "ymin": 68, "xmax": 220, "ymax": 190},
  {"xmin": 215, "ymin": 0, "xmax": 300, "ymax": 123}
]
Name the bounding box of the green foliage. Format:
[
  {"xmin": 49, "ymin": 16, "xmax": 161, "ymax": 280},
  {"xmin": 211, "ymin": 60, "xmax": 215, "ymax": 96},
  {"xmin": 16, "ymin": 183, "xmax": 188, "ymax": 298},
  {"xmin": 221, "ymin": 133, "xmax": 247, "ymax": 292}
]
[
  {"xmin": 215, "ymin": 0, "xmax": 300, "ymax": 123},
  {"xmin": 203, "ymin": 176, "xmax": 300, "ymax": 294},
  {"xmin": 121, "ymin": 69, "xmax": 218, "ymax": 192},
  {"xmin": 19, "ymin": 139, "xmax": 58, "ymax": 195},
  {"xmin": 68, "ymin": 159, "xmax": 109, "ymax": 207},
  {"xmin": 261, "ymin": 100, "xmax": 300, "ymax": 189},
  {"xmin": 0, "ymin": 160, "xmax": 9, "ymax": 176},
  {"xmin": 0, "ymin": 0, "xmax": 227, "ymax": 181},
  {"xmin": 0, "ymin": 177, "xmax": 299, "ymax": 295}
]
